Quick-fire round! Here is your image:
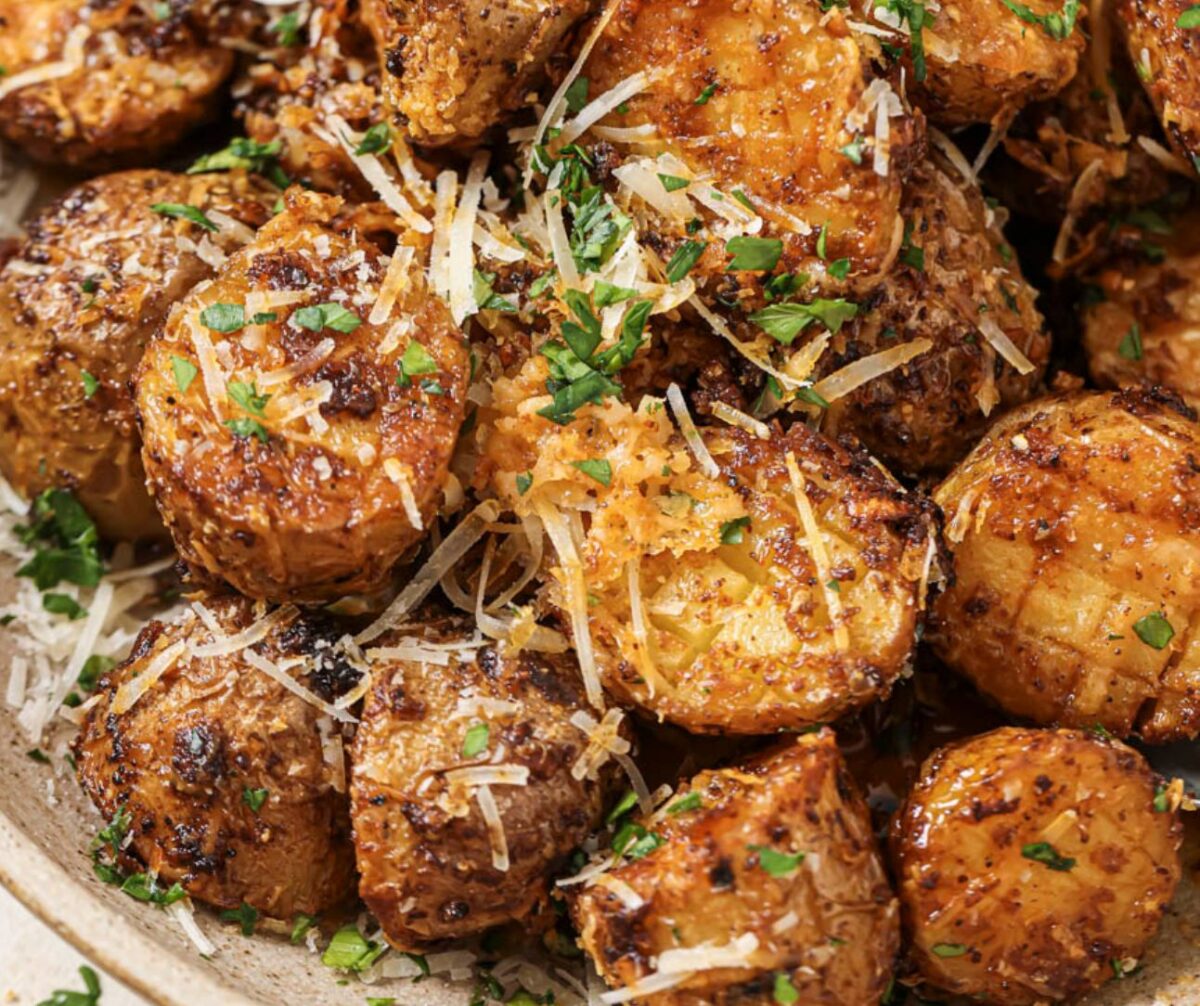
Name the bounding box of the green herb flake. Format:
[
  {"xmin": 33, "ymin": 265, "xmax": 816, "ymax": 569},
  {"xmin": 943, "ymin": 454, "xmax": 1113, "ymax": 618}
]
[
  {"xmin": 694, "ymin": 80, "xmax": 719, "ymax": 105},
  {"xmin": 121, "ymin": 873, "xmax": 186, "ymax": 907},
  {"xmin": 748, "ymin": 844, "xmax": 806, "ymax": 876},
  {"xmin": 1133, "ymin": 611, "xmax": 1174, "ymax": 649},
  {"xmin": 1118, "ymin": 322, "xmax": 1143, "ymax": 361},
  {"xmin": 515, "ymin": 472, "xmax": 534, "ymax": 496},
  {"xmin": 840, "ymin": 138, "xmax": 864, "ymax": 164},
  {"xmin": 999, "ymin": 0, "xmax": 1081, "ymax": 39},
  {"xmin": 290, "ymin": 913, "xmax": 318, "ymax": 944},
  {"xmin": 1176, "ymin": 1, "xmax": 1200, "ymax": 24},
  {"xmin": 593, "ymin": 281, "xmax": 638, "ymax": 307},
  {"xmin": 1154, "ymin": 783, "xmax": 1171, "ymax": 813},
  {"xmin": 150, "ymin": 202, "xmax": 218, "ymax": 232},
  {"xmin": 293, "ymin": 302, "xmax": 362, "ymax": 333},
  {"xmin": 828, "ymin": 257, "xmax": 851, "ymax": 280},
  {"xmin": 43, "ymin": 592, "xmax": 87, "ymax": 620},
  {"xmin": 220, "ymin": 902, "xmax": 259, "ymax": 936},
  {"xmin": 565, "ymin": 75, "xmax": 591, "ymax": 114},
  {"xmin": 80, "ymin": 371, "xmax": 99, "ymax": 398},
  {"xmin": 773, "ymin": 972, "xmax": 800, "ymax": 1005},
  {"xmin": 27, "ymin": 748, "xmax": 50, "ymax": 764},
  {"xmin": 224, "ymin": 417, "xmax": 269, "ymax": 444},
  {"xmin": 731, "ymin": 188, "xmax": 756, "ymax": 212},
  {"xmin": 16, "ymin": 489, "xmax": 103, "ymax": 591},
  {"xmin": 200, "ymin": 302, "xmax": 245, "ymax": 334},
  {"xmin": 606, "ymin": 789, "xmax": 639, "ymax": 825},
  {"xmin": 397, "ymin": 340, "xmax": 439, "ymax": 386},
  {"xmin": 355, "ymin": 122, "xmax": 392, "ymax": 156},
  {"xmin": 796, "ymin": 385, "xmax": 830, "ymax": 409},
  {"xmin": 270, "ymin": 9, "xmax": 302, "ymax": 44},
  {"xmin": 226, "ymin": 380, "xmax": 270, "ymax": 417},
  {"xmin": 170, "ymin": 356, "xmax": 198, "ymax": 394},
  {"xmin": 667, "ymin": 791, "xmax": 703, "ymax": 815},
  {"xmin": 932, "ymin": 943, "xmax": 969, "ymax": 958},
  {"xmin": 462, "ymin": 722, "xmax": 490, "ymax": 758},
  {"xmin": 658, "ymin": 173, "xmax": 690, "ymax": 193},
  {"xmin": 720, "ymin": 516, "xmax": 751, "ymax": 545},
  {"xmin": 1021, "ymin": 841, "xmax": 1076, "ymax": 871},
  {"xmin": 188, "ymin": 137, "xmax": 289, "ymax": 188},
  {"xmin": 242, "ymin": 787, "xmax": 269, "ymax": 813},
  {"xmin": 749, "ymin": 298, "xmax": 859, "ymax": 345},
  {"xmin": 474, "ymin": 269, "xmax": 518, "ymax": 313},
  {"xmin": 665, "ymin": 239, "xmax": 707, "ymax": 283},
  {"xmin": 322, "ymin": 924, "xmax": 387, "ymax": 972},
  {"xmin": 726, "ymin": 236, "xmax": 783, "ymax": 272},
  {"xmin": 571, "ymin": 458, "xmax": 613, "ymax": 486},
  {"xmin": 35, "ymin": 965, "xmax": 102, "ymax": 1006}
]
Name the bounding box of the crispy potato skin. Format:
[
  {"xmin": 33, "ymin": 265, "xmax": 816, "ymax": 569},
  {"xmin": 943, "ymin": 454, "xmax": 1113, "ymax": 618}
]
[
  {"xmin": 931, "ymin": 388, "xmax": 1200, "ymax": 741},
  {"xmin": 1119, "ymin": 0, "xmax": 1200, "ymax": 165},
  {"xmin": 813, "ymin": 153, "xmax": 1049, "ymax": 478},
  {"xmin": 350, "ymin": 619, "xmax": 622, "ymax": 947},
  {"xmin": 591, "ymin": 425, "xmax": 938, "ymax": 734},
  {"xmin": 361, "ymin": 0, "xmax": 591, "ymax": 145},
  {"xmin": 1083, "ymin": 211, "xmax": 1200, "ymax": 405},
  {"xmin": 0, "ymin": 170, "xmax": 274, "ymax": 543},
  {"xmin": 0, "ymin": 0, "xmax": 232, "ymax": 169},
  {"xmin": 850, "ymin": 0, "xmax": 1083, "ymax": 126},
  {"xmin": 136, "ymin": 188, "xmax": 469, "ymax": 602},
  {"xmin": 571, "ymin": 730, "xmax": 899, "ymax": 1006},
  {"xmin": 582, "ymin": 0, "xmax": 922, "ymax": 279},
  {"xmin": 891, "ymin": 727, "xmax": 1182, "ymax": 1005},
  {"xmin": 72, "ymin": 593, "xmax": 358, "ymax": 919}
]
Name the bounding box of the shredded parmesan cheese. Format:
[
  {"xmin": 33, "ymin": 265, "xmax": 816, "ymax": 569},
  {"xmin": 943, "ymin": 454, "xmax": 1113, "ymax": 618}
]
[
  {"xmin": 111, "ymin": 641, "xmax": 187, "ymax": 715},
  {"xmin": 784, "ymin": 452, "xmax": 849, "ymax": 652},
  {"xmin": 475, "ymin": 783, "xmax": 509, "ymax": 871},
  {"xmin": 448, "ymin": 152, "xmax": 489, "ymax": 325},
  {"xmin": 243, "ymin": 650, "xmax": 356, "ymax": 723},
  {"xmin": 710, "ymin": 401, "xmax": 770, "ymax": 440},
  {"xmin": 811, "ymin": 338, "xmax": 933, "ymax": 402},
  {"xmin": 0, "ymin": 24, "xmax": 90, "ymax": 102},
  {"xmin": 977, "ymin": 316, "xmax": 1035, "ymax": 375},
  {"xmin": 666, "ymin": 384, "xmax": 719, "ymax": 478}
]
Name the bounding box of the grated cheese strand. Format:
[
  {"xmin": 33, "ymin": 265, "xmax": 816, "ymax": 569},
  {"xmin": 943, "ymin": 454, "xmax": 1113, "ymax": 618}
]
[
  {"xmin": 475, "ymin": 783, "xmax": 510, "ymax": 871},
  {"xmin": 810, "ymin": 338, "xmax": 933, "ymax": 402},
  {"xmin": 666, "ymin": 383, "xmax": 719, "ymax": 478},
  {"xmin": 784, "ymin": 451, "xmax": 849, "ymax": 652},
  {"xmin": 112, "ymin": 640, "xmax": 187, "ymax": 716},
  {"xmin": 448, "ymin": 152, "xmax": 489, "ymax": 325}
]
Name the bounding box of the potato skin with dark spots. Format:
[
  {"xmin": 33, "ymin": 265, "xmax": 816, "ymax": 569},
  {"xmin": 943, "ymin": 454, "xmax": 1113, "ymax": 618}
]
[
  {"xmin": 0, "ymin": 0, "xmax": 233, "ymax": 169},
  {"xmin": 136, "ymin": 188, "xmax": 469, "ymax": 602},
  {"xmin": 72, "ymin": 592, "xmax": 358, "ymax": 919},
  {"xmin": 930, "ymin": 388, "xmax": 1200, "ymax": 740},
  {"xmin": 0, "ymin": 170, "xmax": 275, "ymax": 543},
  {"xmin": 350, "ymin": 618, "xmax": 624, "ymax": 948},
  {"xmin": 890, "ymin": 727, "xmax": 1181, "ymax": 1005},
  {"xmin": 571, "ymin": 730, "xmax": 899, "ymax": 1006}
]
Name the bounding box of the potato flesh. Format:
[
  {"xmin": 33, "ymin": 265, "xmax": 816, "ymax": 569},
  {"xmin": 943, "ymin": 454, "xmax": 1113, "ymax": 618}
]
[
  {"xmin": 571, "ymin": 730, "xmax": 899, "ymax": 1006},
  {"xmin": 891, "ymin": 727, "xmax": 1182, "ymax": 1005},
  {"xmin": 931, "ymin": 389, "xmax": 1200, "ymax": 740}
]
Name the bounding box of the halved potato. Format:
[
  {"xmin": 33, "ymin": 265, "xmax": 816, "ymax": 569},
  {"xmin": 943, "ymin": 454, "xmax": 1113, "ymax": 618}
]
[
  {"xmin": 892, "ymin": 727, "xmax": 1182, "ymax": 1005},
  {"xmin": 73, "ymin": 592, "xmax": 358, "ymax": 919},
  {"xmin": 0, "ymin": 0, "xmax": 232, "ymax": 168},
  {"xmin": 483, "ymin": 361, "xmax": 940, "ymax": 734},
  {"xmin": 571, "ymin": 730, "xmax": 899, "ymax": 1005},
  {"xmin": 0, "ymin": 169, "xmax": 275, "ymax": 542},
  {"xmin": 350, "ymin": 617, "xmax": 624, "ymax": 947},
  {"xmin": 931, "ymin": 388, "xmax": 1200, "ymax": 741},
  {"xmin": 136, "ymin": 187, "xmax": 469, "ymax": 602}
]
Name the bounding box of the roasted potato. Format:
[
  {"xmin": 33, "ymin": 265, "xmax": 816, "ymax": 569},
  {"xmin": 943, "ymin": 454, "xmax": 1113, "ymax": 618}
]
[
  {"xmin": 891, "ymin": 727, "xmax": 1182, "ymax": 1005},
  {"xmin": 73, "ymin": 591, "xmax": 359, "ymax": 919},
  {"xmin": 350, "ymin": 617, "xmax": 624, "ymax": 947},
  {"xmin": 570, "ymin": 730, "xmax": 899, "ymax": 1006},
  {"xmin": 1083, "ymin": 208, "xmax": 1200, "ymax": 405},
  {"xmin": 577, "ymin": 0, "xmax": 922, "ymax": 282},
  {"xmin": 809, "ymin": 151, "xmax": 1050, "ymax": 478},
  {"xmin": 361, "ymin": 0, "xmax": 591, "ymax": 146},
  {"xmin": 1118, "ymin": 0, "xmax": 1200, "ymax": 167},
  {"xmin": 483, "ymin": 365, "xmax": 940, "ymax": 734},
  {"xmin": 0, "ymin": 169, "xmax": 275, "ymax": 543},
  {"xmin": 849, "ymin": 0, "xmax": 1084, "ymax": 127},
  {"xmin": 136, "ymin": 187, "xmax": 469, "ymax": 603},
  {"xmin": 931, "ymin": 388, "xmax": 1200, "ymax": 741},
  {"xmin": 0, "ymin": 0, "xmax": 232, "ymax": 169}
]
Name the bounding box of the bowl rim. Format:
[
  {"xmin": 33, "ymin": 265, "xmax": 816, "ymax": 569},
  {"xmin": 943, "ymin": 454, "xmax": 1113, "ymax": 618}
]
[{"xmin": 0, "ymin": 810, "xmax": 257, "ymax": 1006}]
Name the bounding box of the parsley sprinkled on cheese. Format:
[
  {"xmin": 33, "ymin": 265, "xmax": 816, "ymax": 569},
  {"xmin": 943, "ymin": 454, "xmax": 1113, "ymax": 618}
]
[
  {"xmin": 170, "ymin": 356, "xmax": 198, "ymax": 394},
  {"xmin": 749, "ymin": 299, "xmax": 859, "ymax": 345},
  {"xmin": 665, "ymin": 240, "xmax": 706, "ymax": 282},
  {"xmin": 151, "ymin": 202, "xmax": 218, "ymax": 232},
  {"xmin": 726, "ymin": 236, "xmax": 782, "ymax": 272},
  {"xmin": 200, "ymin": 303, "xmax": 245, "ymax": 333},
  {"xmin": 226, "ymin": 380, "xmax": 270, "ymax": 417},
  {"xmin": 571, "ymin": 458, "xmax": 613, "ymax": 486},
  {"xmin": 748, "ymin": 844, "xmax": 805, "ymax": 876},
  {"xmin": 355, "ymin": 122, "xmax": 392, "ymax": 156},
  {"xmin": 720, "ymin": 517, "xmax": 750, "ymax": 544},
  {"xmin": 1133, "ymin": 611, "xmax": 1173, "ymax": 649},
  {"xmin": 293, "ymin": 302, "xmax": 362, "ymax": 333},
  {"xmin": 462, "ymin": 722, "xmax": 490, "ymax": 758},
  {"xmin": 667, "ymin": 791, "xmax": 703, "ymax": 814},
  {"xmin": 397, "ymin": 341, "xmax": 439, "ymax": 386}
]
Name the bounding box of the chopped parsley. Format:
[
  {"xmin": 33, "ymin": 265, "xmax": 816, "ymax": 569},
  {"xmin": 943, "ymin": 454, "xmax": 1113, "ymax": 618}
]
[
  {"xmin": 840, "ymin": 138, "xmax": 864, "ymax": 165},
  {"xmin": 612, "ymin": 821, "xmax": 663, "ymax": 860},
  {"xmin": 515, "ymin": 472, "xmax": 533, "ymax": 495},
  {"xmin": 1133, "ymin": 611, "xmax": 1174, "ymax": 649},
  {"xmin": 188, "ymin": 137, "xmax": 289, "ymax": 188},
  {"xmin": 720, "ymin": 516, "xmax": 751, "ymax": 545},
  {"xmin": 900, "ymin": 221, "xmax": 925, "ymax": 271},
  {"xmin": 293, "ymin": 302, "xmax": 361, "ymax": 333},
  {"xmin": 1179, "ymin": 4, "xmax": 1200, "ymax": 26},
  {"xmin": 665, "ymin": 240, "xmax": 707, "ymax": 282},
  {"xmin": 220, "ymin": 902, "xmax": 259, "ymax": 936},
  {"xmin": 568, "ymin": 184, "xmax": 632, "ymax": 275},
  {"xmin": 121, "ymin": 873, "xmax": 186, "ymax": 906},
  {"xmin": 43, "ymin": 592, "xmax": 87, "ymax": 620},
  {"xmin": 199, "ymin": 302, "xmax": 245, "ymax": 333},
  {"xmin": 1021, "ymin": 841, "xmax": 1075, "ymax": 871},
  {"xmin": 658, "ymin": 173, "xmax": 690, "ymax": 192},
  {"xmin": 354, "ymin": 122, "xmax": 391, "ymax": 156},
  {"xmin": 16, "ymin": 489, "xmax": 103, "ymax": 591},
  {"xmin": 473, "ymin": 269, "xmax": 517, "ymax": 312},
  {"xmin": 667, "ymin": 791, "xmax": 703, "ymax": 814},
  {"xmin": 224, "ymin": 417, "xmax": 269, "ymax": 443},
  {"xmin": 171, "ymin": 356, "xmax": 198, "ymax": 394},
  {"xmin": 462, "ymin": 722, "xmax": 490, "ymax": 758},
  {"xmin": 1154, "ymin": 783, "xmax": 1171, "ymax": 813},
  {"xmin": 571, "ymin": 458, "xmax": 613, "ymax": 486},
  {"xmin": 748, "ymin": 844, "xmax": 805, "ymax": 876},
  {"xmin": 27, "ymin": 748, "xmax": 50, "ymax": 764},
  {"xmin": 593, "ymin": 281, "xmax": 637, "ymax": 306},
  {"xmin": 999, "ymin": 0, "xmax": 1081, "ymax": 39},
  {"xmin": 606, "ymin": 789, "xmax": 638, "ymax": 825},
  {"xmin": 270, "ymin": 9, "xmax": 302, "ymax": 44},
  {"xmin": 80, "ymin": 371, "xmax": 99, "ymax": 398},
  {"xmin": 876, "ymin": 0, "xmax": 930, "ymax": 80},
  {"xmin": 773, "ymin": 973, "xmax": 800, "ymax": 1005},
  {"xmin": 694, "ymin": 80, "xmax": 719, "ymax": 105},
  {"xmin": 749, "ymin": 298, "xmax": 859, "ymax": 345},
  {"xmin": 828, "ymin": 257, "xmax": 851, "ymax": 280},
  {"xmin": 931, "ymin": 943, "xmax": 968, "ymax": 958},
  {"xmin": 1118, "ymin": 323, "xmax": 1143, "ymax": 361},
  {"xmin": 323, "ymin": 925, "xmax": 387, "ymax": 972},
  {"xmin": 150, "ymin": 202, "xmax": 218, "ymax": 232},
  {"xmin": 795, "ymin": 386, "xmax": 830, "ymax": 409},
  {"xmin": 397, "ymin": 341, "xmax": 439, "ymax": 386},
  {"xmin": 242, "ymin": 787, "xmax": 269, "ymax": 813},
  {"xmin": 565, "ymin": 75, "xmax": 591, "ymax": 113},
  {"xmin": 726, "ymin": 236, "xmax": 782, "ymax": 272},
  {"xmin": 35, "ymin": 965, "xmax": 102, "ymax": 1006},
  {"xmin": 290, "ymin": 913, "xmax": 318, "ymax": 944},
  {"xmin": 226, "ymin": 380, "xmax": 270, "ymax": 417}
]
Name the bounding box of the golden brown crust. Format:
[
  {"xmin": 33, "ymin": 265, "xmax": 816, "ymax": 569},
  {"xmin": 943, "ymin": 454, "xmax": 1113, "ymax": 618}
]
[
  {"xmin": 930, "ymin": 388, "xmax": 1200, "ymax": 741},
  {"xmin": 136, "ymin": 187, "xmax": 469, "ymax": 602},
  {"xmin": 72, "ymin": 592, "xmax": 359, "ymax": 919},
  {"xmin": 0, "ymin": 0, "xmax": 232, "ymax": 169},
  {"xmin": 349, "ymin": 618, "xmax": 622, "ymax": 947},
  {"xmin": 0, "ymin": 169, "xmax": 275, "ymax": 543},
  {"xmin": 1083, "ymin": 209, "xmax": 1200, "ymax": 405},
  {"xmin": 891, "ymin": 727, "xmax": 1182, "ymax": 1005},
  {"xmin": 1119, "ymin": 0, "xmax": 1200, "ymax": 166},
  {"xmin": 362, "ymin": 0, "xmax": 592, "ymax": 145},
  {"xmin": 812, "ymin": 152, "xmax": 1049, "ymax": 477},
  {"xmin": 570, "ymin": 730, "xmax": 899, "ymax": 1006},
  {"xmin": 581, "ymin": 0, "xmax": 923, "ymax": 280}
]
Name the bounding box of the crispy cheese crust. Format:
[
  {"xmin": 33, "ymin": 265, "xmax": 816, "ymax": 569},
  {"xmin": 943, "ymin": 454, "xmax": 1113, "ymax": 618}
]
[
  {"xmin": 0, "ymin": 170, "xmax": 275, "ymax": 543},
  {"xmin": 73, "ymin": 592, "xmax": 359, "ymax": 919},
  {"xmin": 891, "ymin": 727, "xmax": 1182, "ymax": 1005},
  {"xmin": 570, "ymin": 730, "xmax": 899, "ymax": 1006},
  {"xmin": 931, "ymin": 388, "xmax": 1200, "ymax": 741},
  {"xmin": 350, "ymin": 618, "xmax": 623, "ymax": 947},
  {"xmin": 136, "ymin": 188, "xmax": 469, "ymax": 602}
]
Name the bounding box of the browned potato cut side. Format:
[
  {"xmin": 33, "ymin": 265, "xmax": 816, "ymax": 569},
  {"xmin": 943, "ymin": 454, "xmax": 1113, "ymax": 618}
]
[
  {"xmin": 931, "ymin": 388, "xmax": 1200, "ymax": 741},
  {"xmin": 891, "ymin": 727, "xmax": 1182, "ymax": 1005},
  {"xmin": 811, "ymin": 151, "xmax": 1049, "ymax": 477},
  {"xmin": 570, "ymin": 730, "xmax": 899, "ymax": 1005},
  {"xmin": 0, "ymin": 170, "xmax": 276, "ymax": 543},
  {"xmin": 1083, "ymin": 210, "xmax": 1200, "ymax": 406},
  {"xmin": 580, "ymin": 0, "xmax": 921, "ymax": 281},
  {"xmin": 136, "ymin": 188, "xmax": 469, "ymax": 603},
  {"xmin": 483, "ymin": 362, "xmax": 939, "ymax": 734},
  {"xmin": 0, "ymin": 0, "xmax": 232, "ymax": 169},
  {"xmin": 73, "ymin": 592, "xmax": 359, "ymax": 919},
  {"xmin": 350, "ymin": 618, "xmax": 623, "ymax": 947}
]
